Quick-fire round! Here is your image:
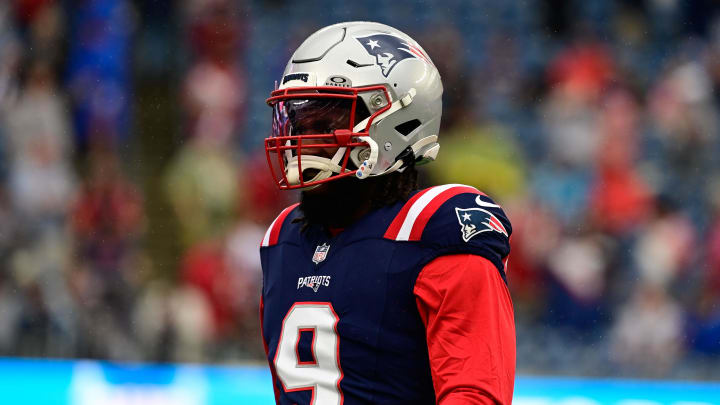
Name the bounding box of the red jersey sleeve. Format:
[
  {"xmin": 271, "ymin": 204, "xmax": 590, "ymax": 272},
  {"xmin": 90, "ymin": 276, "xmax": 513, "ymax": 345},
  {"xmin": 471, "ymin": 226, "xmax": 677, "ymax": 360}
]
[{"xmin": 414, "ymin": 254, "xmax": 516, "ymax": 405}]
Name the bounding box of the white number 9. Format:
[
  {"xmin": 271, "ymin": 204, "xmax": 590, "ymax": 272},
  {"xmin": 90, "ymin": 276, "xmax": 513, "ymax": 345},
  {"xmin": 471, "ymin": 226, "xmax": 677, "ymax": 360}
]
[{"xmin": 274, "ymin": 302, "xmax": 343, "ymax": 404}]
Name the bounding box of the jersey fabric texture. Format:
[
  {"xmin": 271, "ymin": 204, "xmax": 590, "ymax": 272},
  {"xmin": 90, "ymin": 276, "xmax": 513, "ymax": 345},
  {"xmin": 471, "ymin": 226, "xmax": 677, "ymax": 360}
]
[
  {"xmin": 415, "ymin": 254, "xmax": 515, "ymax": 404},
  {"xmin": 260, "ymin": 184, "xmax": 514, "ymax": 405}
]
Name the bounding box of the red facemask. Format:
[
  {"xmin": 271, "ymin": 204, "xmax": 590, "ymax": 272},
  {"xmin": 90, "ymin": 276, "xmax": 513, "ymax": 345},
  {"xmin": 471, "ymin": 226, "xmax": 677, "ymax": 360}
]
[{"xmin": 265, "ymin": 85, "xmax": 392, "ymax": 190}]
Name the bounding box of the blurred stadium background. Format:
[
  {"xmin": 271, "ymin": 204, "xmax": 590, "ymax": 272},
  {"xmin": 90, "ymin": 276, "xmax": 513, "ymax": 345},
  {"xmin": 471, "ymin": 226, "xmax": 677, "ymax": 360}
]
[{"xmin": 1, "ymin": 0, "xmax": 720, "ymax": 403}]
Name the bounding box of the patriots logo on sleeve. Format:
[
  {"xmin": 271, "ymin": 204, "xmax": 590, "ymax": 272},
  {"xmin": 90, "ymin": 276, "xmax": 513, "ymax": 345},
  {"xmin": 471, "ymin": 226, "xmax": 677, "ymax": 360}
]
[
  {"xmin": 355, "ymin": 33, "xmax": 431, "ymax": 77},
  {"xmin": 455, "ymin": 207, "xmax": 508, "ymax": 242}
]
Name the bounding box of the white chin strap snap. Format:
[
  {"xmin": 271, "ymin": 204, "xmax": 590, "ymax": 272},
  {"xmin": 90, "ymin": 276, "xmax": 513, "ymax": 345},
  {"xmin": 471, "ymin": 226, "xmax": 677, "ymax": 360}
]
[{"xmin": 355, "ymin": 136, "xmax": 379, "ymax": 179}]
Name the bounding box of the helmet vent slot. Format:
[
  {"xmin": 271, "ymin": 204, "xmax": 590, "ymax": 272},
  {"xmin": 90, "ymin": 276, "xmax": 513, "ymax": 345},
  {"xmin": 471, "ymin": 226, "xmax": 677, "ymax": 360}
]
[
  {"xmin": 394, "ymin": 119, "xmax": 421, "ymax": 136},
  {"xmin": 346, "ymin": 59, "xmax": 373, "ymax": 68}
]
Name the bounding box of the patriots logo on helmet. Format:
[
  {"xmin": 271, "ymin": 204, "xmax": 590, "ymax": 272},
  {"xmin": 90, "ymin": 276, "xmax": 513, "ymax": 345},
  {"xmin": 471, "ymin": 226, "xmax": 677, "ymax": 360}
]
[
  {"xmin": 355, "ymin": 33, "xmax": 431, "ymax": 77},
  {"xmin": 455, "ymin": 207, "xmax": 508, "ymax": 242}
]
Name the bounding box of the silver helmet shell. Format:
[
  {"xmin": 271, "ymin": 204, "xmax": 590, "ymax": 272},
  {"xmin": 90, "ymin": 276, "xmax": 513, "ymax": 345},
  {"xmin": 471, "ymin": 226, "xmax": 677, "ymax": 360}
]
[{"xmin": 266, "ymin": 21, "xmax": 442, "ymax": 189}]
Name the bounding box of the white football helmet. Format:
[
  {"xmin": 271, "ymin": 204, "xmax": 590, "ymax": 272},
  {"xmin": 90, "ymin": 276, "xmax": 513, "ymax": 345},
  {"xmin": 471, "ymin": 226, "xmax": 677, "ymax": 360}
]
[{"xmin": 265, "ymin": 21, "xmax": 442, "ymax": 189}]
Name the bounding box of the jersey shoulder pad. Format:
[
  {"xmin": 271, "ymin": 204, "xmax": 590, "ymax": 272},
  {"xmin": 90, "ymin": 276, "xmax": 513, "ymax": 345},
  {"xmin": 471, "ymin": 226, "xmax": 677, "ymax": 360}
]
[
  {"xmin": 260, "ymin": 203, "xmax": 300, "ymax": 247},
  {"xmin": 384, "ymin": 184, "xmax": 511, "ymax": 266}
]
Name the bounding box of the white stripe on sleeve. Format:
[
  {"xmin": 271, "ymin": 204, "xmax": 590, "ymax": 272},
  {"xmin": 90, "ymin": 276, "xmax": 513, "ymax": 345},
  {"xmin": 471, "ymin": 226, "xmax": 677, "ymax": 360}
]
[{"xmin": 395, "ymin": 184, "xmax": 464, "ymax": 241}]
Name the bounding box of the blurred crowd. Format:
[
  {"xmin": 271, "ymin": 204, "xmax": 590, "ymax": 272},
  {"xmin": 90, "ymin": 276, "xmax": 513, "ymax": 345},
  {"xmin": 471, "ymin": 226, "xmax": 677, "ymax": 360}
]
[{"xmin": 1, "ymin": 0, "xmax": 720, "ymax": 380}]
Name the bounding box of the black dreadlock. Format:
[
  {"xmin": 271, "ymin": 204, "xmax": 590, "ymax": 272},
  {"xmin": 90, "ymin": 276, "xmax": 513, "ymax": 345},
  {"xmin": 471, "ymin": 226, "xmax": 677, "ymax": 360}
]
[{"xmin": 368, "ymin": 164, "xmax": 419, "ymax": 210}]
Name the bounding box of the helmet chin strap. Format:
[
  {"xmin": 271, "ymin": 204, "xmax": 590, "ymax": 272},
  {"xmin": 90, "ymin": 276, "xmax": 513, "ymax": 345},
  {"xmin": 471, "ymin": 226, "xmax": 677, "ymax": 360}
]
[{"xmin": 285, "ymin": 153, "xmax": 344, "ymax": 186}]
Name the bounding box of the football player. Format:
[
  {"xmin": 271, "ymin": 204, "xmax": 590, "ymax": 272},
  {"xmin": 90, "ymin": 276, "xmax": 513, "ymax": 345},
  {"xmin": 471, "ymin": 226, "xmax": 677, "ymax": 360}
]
[{"xmin": 260, "ymin": 21, "xmax": 515, "ymax": 405}]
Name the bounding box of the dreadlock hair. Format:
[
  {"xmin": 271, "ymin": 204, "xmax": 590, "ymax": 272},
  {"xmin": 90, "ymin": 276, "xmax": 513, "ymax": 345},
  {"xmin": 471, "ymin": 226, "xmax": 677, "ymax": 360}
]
[
  {"xmin": 368, "ymin": 164, "xmax": 419, "ymax": 210},
  {"xmin": 294, "ymin": 164, "xmax": 419, "ymax": 231}
]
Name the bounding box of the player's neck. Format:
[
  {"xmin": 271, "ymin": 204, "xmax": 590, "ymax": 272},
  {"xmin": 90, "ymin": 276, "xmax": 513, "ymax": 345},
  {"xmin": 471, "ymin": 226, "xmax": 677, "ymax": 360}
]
[{"xmin": 299, "ymin": 177, "xmax": 377, "ymax": 230}]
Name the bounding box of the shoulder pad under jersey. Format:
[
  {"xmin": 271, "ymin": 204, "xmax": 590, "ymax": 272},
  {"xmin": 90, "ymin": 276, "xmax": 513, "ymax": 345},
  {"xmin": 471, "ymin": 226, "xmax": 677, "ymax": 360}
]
[
  {"xmin": 260, "ymin": 203, "xmax": 300, "ymax": 248},
  {"xmin": 383, "ymin": 184, "xmax": 511, "ymax": 271}
]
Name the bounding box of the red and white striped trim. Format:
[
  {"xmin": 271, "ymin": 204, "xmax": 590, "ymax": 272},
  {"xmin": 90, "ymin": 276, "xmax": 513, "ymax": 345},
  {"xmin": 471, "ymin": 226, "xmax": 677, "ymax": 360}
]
[
  {"xmin": 384, "ymin": 184, "xmax": 482, "ymax": 241},
  {"xmin": 487, "ymin": 213, "xmax": 508, "ymax": 236},
  {"xmin": 261, "ymin": 203, "xmax": 300, "ymax": 247}
]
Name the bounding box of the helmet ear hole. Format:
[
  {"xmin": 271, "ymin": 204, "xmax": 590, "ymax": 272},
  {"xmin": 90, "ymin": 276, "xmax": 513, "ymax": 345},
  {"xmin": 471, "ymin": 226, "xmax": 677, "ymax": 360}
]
[{"xmin": 394, "ymin": 119, "xmax": 421, "ymax": 136}]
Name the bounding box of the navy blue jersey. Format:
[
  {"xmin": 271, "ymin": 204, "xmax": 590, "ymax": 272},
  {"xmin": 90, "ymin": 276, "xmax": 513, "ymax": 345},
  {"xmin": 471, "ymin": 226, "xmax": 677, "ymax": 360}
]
[{"xmin": 260, "ymin": 184, "xmax": 511, "ymax": 405}]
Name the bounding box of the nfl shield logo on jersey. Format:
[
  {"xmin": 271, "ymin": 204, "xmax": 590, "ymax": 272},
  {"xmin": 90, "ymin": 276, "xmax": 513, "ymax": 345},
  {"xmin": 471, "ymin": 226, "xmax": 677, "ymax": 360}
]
[
  {"xmin": 455, "ymin": 207, "xmax": 508, "ymax": 242},
  {"xmin": 312, "ymin": 243, "xmax": 330, "ymax": 264}
]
